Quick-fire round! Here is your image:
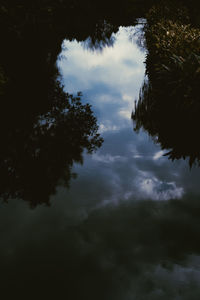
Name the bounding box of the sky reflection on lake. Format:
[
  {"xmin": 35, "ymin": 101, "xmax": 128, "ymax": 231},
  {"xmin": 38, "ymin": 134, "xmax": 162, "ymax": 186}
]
[
  {"xmin": 57, "ymin": 26, "xmax": 200, "ymax": 209},
  {"xmin": 1, "ymin": 26, "xmax": 200, "ymax": 299}
]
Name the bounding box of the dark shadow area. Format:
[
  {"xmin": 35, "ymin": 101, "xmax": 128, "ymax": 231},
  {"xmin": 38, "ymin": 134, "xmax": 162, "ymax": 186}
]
[
  {"xmin": 0, "ymin": 86, "xmax": 103, "ymax": 206},
  {"xmin": 1, "ymin": 195, "xmax": 200, "ymax": 299}
]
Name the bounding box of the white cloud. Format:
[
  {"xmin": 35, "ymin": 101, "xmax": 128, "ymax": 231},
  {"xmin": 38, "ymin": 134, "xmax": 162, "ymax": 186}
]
[
  {"xmin": 92, "ymin": 153, "xmax": 127, "ymax": 164},
  {"xmin": 136, "ymin": 171, "xmax": 184, "ymax": 201},
  {"xmin": 133, "ymin": 154, "xmax": 142, "ymax": 159},
  {"xmin": 118, "ymin": 109, "xmax": 132, "ymax": 119},
  {"xmin": 99, "ymin": 123, "xmax": 119, "ymax": 133},
  {"xmin": 58, "ymin": 26, "xmax": 146, "ymax": 129},
  {"xmin": 153, "ymin": 150, "xmax": 166, "ymax": 160}
]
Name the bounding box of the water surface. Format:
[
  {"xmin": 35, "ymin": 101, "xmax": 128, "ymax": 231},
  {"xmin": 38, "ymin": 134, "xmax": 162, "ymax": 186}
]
[{"xmin": 1, "ymin": 25, "xmax": 200, "ymax": 299}]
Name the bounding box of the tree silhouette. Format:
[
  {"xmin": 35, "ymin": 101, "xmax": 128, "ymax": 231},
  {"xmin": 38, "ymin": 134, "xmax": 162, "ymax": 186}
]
[
  {"xmin": 0, "ymin": 74, "xmax": 103, "ymax": 206},
  {"xmin": 0, "ymin": 1, "xmax": 109, "ymax": 206}
]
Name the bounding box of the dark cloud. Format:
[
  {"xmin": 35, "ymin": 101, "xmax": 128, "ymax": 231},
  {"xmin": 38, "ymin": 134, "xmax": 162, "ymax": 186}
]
[{"xmin": 1, "ymin": 195, "xmax": 200, "ymax": 299}]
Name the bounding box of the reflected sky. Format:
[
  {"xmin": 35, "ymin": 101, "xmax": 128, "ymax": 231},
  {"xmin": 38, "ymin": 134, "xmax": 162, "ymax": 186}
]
[
  {"xmin": 56, "ymin": 26, "xmax": 200, "ymax": 208},
  {"xmin": 1, "ymin": 26, "xmax": 200, "ymax": 299}
]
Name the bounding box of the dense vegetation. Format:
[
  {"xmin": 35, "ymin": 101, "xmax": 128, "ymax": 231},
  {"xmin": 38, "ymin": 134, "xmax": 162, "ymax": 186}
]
[{"xmin": 133, "ymin": 0, "xmax": 200, "ymax": 166}]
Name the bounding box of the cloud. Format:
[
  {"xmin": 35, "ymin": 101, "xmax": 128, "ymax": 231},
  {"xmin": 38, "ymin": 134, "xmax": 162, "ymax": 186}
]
[
  {"xmin": 136, "ymin": 173, "xmax": 184, "ymax": 201},
  {"xmin": 99, "ymin": 122, "xmax": 120, "ymax": 133},
  {"xmin": 153, "ymin": 150, "xmax": 166, "ymax": 160},
  {"xmin": 2, "ymin": 195, "xmax": 200, "ymax": 299},
  {"xmin": 58, "ymin": 26, "xmax": 146, "ymax": 131},
  {"xmin": 92, "ymin": 153, "xmax": 127, "ymax": 164}
]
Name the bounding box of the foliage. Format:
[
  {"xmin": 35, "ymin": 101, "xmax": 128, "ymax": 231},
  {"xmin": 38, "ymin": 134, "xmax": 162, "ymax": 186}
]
[
  {"xmin": 0, "ymin": 0, "xmax": 108, "ymax": 206},
  {"xmin": 0, "ymin": 77, "xmax": 103, "ymax": 207},
  {"xmin": 145, "ymin": 20, "xmax": 200, "ymax": 80},
  {"xmin": 133, "ymin": 1, "xmax": 200, "ymax": 166}
]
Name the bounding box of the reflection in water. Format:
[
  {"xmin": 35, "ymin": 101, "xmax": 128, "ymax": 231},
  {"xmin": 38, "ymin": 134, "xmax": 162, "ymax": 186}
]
[
  {"xmin": 1, "ymin": 23, "xmax": 200, "ymax": 299},
  {"xmin": 132, "ymin": 2, "xmax": 200, "ymax": 166},
  {"xmin": 1, "ymin": 2, "xmax": 200, "ymax": 299},
  {"xmin": 2, "ymin": 196, "xmax": 200, "ymax": 299},
  {"xmin": 0, "ymin": 89, "xmax": 103, "ymax": 206},
  {"xmin": 0, "ymin": 5, "xmax": 103, "ymax": 206}
]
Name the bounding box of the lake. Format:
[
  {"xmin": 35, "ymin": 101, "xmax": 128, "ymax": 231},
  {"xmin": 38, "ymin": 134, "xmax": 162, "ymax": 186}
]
[{"xmin": 1, "ymin": 23, "xmax": 200, "ymax": 299}]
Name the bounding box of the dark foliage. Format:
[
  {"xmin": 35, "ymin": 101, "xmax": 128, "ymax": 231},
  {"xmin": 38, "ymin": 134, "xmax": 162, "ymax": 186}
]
[
  {"xmin": 0, "ymin": 0, "xmax": 111, "ymax": 206},
  {"xmin": 133, "ymin": 1, "xmax": 200, "ymax": 167}
]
